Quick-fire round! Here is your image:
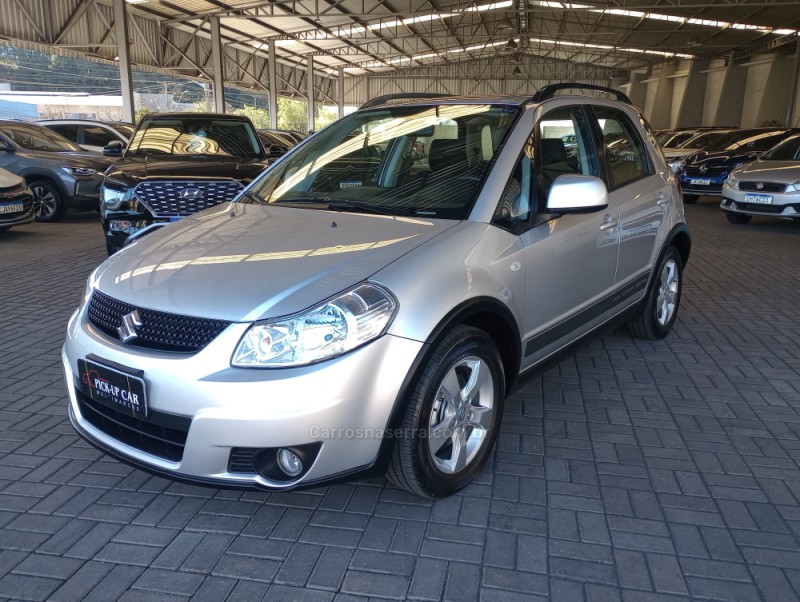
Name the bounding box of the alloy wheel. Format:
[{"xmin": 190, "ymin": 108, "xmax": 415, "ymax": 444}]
[
  {"xmin": 32, "ymin": 184, "xmax": 57, "ymax": 220},
  {"xmin": 656, "ymin": 258, "xmax": 679, "ymax": 326},
  {"xmin": 427, "ymin": 356, "xmax": 495, "ymax": 474}
]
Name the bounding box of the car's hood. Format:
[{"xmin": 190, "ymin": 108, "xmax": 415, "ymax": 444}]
[
  {"xmin": 686, "ymin": 149, "xmax": 760, "ymax": 167},
  {"xmin": 106, "ymin": 156, "xmax": 268, "ymax": 187},
  {"xmin": 737, "ymin": 160, "xmax": 800, "ymax": 183},
  {"xmin": 93, "ymin": 204, "xmax": 455, "ymax": 322},
  {"xmin": 0, "ymin": 167, "xmax": 22, "ymax": 188}
]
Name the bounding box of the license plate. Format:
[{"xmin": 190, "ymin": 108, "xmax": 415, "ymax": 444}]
[
  {"xmin": 690, "ymin": 178, "xmax": 711, "ymax": 186},
  {"xmin": 743, "ymin": 193, "xmax": 772, "ymax": 205},
  {"xmin": 78, "ymin": 358, "xmax": 147, "ymax": 418},
  {"xmin": 0, "ymin": 202, "xmax": 23, "ymax": 214}
]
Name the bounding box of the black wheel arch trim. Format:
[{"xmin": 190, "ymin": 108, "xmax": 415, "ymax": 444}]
[{"xmin": 20, "ymin": 170, "xmax": 70, "ymax": 200}]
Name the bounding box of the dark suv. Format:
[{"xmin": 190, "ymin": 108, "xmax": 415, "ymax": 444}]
[
  {"xmin": 0, "ymin": 120, "xmax": 113, "ymax": 222},
  {"xmin": 101, "ymin": 113, "xmax": 268, "ymax": 254}
]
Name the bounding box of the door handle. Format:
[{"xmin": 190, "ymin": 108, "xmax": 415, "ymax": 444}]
[
  {"xmin": 600, "ymin": 217, "xmax": 618, "ymax": 232},
  {"xmin": 656, "ymin": 192, "xmax": 668, "ymax": 206}
]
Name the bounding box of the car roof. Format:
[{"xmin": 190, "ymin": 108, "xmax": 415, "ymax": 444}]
[
  {"xmin": 36, "ymin": 119, "xmax": 133, "ymax": 125},
  {"xmin": 139, "ymin": 112, "xmax": 253, "ymax": 121}
]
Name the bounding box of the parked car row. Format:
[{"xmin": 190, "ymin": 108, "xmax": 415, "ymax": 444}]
[
  {"xmin": 0, "ymin": 116, "xmax": 305, "ymax": 241},
  {"xmin": 658, "ymin": 124, "xmax": 800, "ymax": 224}
]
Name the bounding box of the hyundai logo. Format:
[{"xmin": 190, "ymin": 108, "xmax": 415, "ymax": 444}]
[
  {"xmin": 179, "ymin": 187, "xmax": 204, "ymax": 200},
  {"xmin": 117, "ymin": 310, "xmax": 142, "ymax": 344},
  {"xmin": 756, "ymin": 182, "xmax": 764, "ymax": 190}
]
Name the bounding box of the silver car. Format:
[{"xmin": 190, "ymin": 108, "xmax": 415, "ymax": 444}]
[
  {"xmin": 63, "ymin": 85, "xmax": 691, "ymax": 498},
  {"xmin": 721, "ymin": 133, "xmax": 800, "ymax": 223}
]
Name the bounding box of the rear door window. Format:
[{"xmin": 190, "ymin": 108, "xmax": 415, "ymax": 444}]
[
  {"xmin": 591, "ymin": 106, "xmax": 651, "ymax": 190},
  {"xmin": 49, "ymin": 124, "xmax": 80, "ymax": 144}
]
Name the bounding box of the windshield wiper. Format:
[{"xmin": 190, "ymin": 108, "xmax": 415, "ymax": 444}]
[{"xmin": 273, "ymin": 198, "xmax": 396, "ymax": 216}]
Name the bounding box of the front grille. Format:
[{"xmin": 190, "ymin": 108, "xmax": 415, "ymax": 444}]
[
  {"xmin": 685, "ymin": 166, "xmax": 727, "ymax": 178},
  {"xmin": 133, "ymin": 180, "xmax": 243, "ymax": 218},
  {"xmin": 738, "ymin": 181, "xmax": 787, "ymax": 193},
  {"xmin": 228, "ymin": 448, "xmax": 258, "ymax": 474},
  {"xmin": 734, "ymin": 202, "xmax": 789, "ymax": 214},
  {"xmin": 88, "ymin": 290, "xmax": 231, "ymax": 353},
  {"xmin": 76, "ymin": 388, "xmax": 190, "ymax": 462}
]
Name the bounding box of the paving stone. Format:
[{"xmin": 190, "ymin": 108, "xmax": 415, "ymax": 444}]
[{"xmin": 2, "ymin": 208, "xmax": 800, "ymax": 601}]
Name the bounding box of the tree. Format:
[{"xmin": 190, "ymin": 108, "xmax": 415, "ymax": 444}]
[
  {"xmin": 231, "ymin": 105, "xmax": 271, "ymax": 129},
  {"xmin": 277, "ymin": 97, "xmax": 308, "ymax": 132}
]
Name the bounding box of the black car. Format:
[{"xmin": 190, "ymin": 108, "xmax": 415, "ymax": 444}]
[
  {"xmin": 101, "ymin": 113, "xmax": 269, "ymax": 254},
  {"xmin": 677, "ymin": 128, "xmax": 799, "ymax": 203},
  {"xmin": 0, "ymin": 120, "xmax": 113, "ymax": 222},
  {"xmin": 257, "ymin": 129, "xmax": 298, "ymax": 161},
  {"xmin": 0, "ymin": 166, "xmax": 35, "ymax": 231}
]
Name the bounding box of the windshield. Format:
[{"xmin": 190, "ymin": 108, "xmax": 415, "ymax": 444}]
[
  {"xmin": 761, "ymin": 135, "xmax": 800, "ymax": 161},
  {"xmin": 0, "ymin": 123, "xmax": 83, "ymax": 152},
  {"xmin": 246, "ymin": 103, "xmax": 520, "ymax": 219},
  {"xmin": 725, "ymin": 132, "xmax": 787, "ymax": 153},
  {"xmin": 127, "ymin": 117, "xmax": 263, "ymax": 158},
  {"xmin": 679, "ymin": 131, "xmax": 727, "ymax": 149}
]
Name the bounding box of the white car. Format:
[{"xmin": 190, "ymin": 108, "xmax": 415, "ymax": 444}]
[
  {"xmin": 721, "ymin": 133, "xmax": 800, "ymax": 223},
  {"xmin": 36, "ymin": 120, "xmax": 133, "ymax": 154}
]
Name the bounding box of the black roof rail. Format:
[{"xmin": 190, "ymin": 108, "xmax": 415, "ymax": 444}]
[
  {"xmin": 360, "ymin": 93, "xmax": 452, "ymax": 109},
  {"xmin": 532, "ymin": 83, "xmax": 631, "ymax": 105}
]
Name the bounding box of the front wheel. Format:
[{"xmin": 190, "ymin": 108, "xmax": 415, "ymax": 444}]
[
  {"xmin": 682, "ymin": 194, "xmax": 699, "ymax": 204},
  {"xmin": 726, "ymin": 212, "xmax": 751, "ymax": 224},
  {"xmin": 627, "ymin": 247, "xmax": 683, "ymax": 340},
  {"xmin": 386, "ymin": 325, "xmax": 505, "ymax": 498},
  {"xmin": 30, "ymin": 180, "xmax": 65, "ymax": 222}
]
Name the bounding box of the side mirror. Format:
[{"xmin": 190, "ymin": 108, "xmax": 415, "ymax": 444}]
[
  {"xmin": 103, "ymin": 141, "xmax": 124, "ymax": 157},
  {"xmin": 546, "ymin": 174, "xmax": 609, "ymax": 214}
]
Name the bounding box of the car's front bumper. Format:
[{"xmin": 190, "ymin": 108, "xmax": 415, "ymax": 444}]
[
  {"xmin": 677, "ymin": 171, "xmax": 728, "ymax": 196},
  {"xmin": 0, "ymin": 192, "xmax": 35, "ymax": 226},
  {"xmin": 64, "ymin": 174, "xmax": 104, "ymax": 210},
  {"xmin": 62, "ymin": 304, "xmax": 424, "ymax": 490},
  {"xmin": 720, "ymin": 184, "xmax": 800, "ymax": 219}
]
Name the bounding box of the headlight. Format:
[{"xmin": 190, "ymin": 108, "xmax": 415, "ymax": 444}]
[
  {"xmin": 101, "ymin": 185, "xmax": 132, "ymax": 210},
  {"xmin": 61, "ymin": 166, "xmax": 98, "ymax": 177},
  {"xmin": 232, "ymin": 283, "xmax": 397, "ymax": 368},
  {"xmin": 677, "ymin": 159, "xmax": 687, "ymax": 172},
  {"xmin": 792, "ymin": 180, "xmax": 800, "ymax": 192},
  {"xmin": 725, "ymin": 171, "xmax": 738, "ymax": 188}
]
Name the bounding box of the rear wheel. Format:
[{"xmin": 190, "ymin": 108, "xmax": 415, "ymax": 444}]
[
  {"xmin": 387, "ymin": 325, "xmax": 505, "ymax": 498},
  {"xmin": 627, "ymin": 247, "xmax": 683, "ymax": 340},
  {"xmin": 30, "ymin": 180, "xmax": 65, "ymax": 222},
  {"xmin": 682, "ymin": 194, "xmax": 699, "ymax": 204},
  {"xmin": 725, "ymin": 212, "xmax": 751, "ymax": 224}
]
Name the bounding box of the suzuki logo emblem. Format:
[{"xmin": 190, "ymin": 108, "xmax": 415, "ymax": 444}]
[
  {"xmin": 117, "ymin": 310, "xmax": 142, "ymax": 343},
  {"xmin": 179, "ymin": 187, "xmax": 203, "ymax": 200},
  {"xmin": 756, "ymin": 182, "xmax": 764, "ymax": 190},
  {"xmin": 699, "ymin": 165, "xmax": 707, "ymax": 174}
]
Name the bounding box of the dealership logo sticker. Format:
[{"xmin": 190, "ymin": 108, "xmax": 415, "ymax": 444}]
[
  {"xmin": 117, "ymin": 310, "xmax": 143, "ymax": 343},
  {"xmin": 179, "ymin": 187, "xmax": 204, "ymax": 200}
]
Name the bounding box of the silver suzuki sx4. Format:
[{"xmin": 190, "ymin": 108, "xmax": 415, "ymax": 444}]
[{"xmin": 63, "ymin": 85, "xmax": 690, "ymax": 497}]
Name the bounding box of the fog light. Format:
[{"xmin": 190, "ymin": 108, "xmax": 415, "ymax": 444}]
[
  {"xmin": 277, "ymin": 448, "xmax": 303, "ymax": 477},
  {"xmin": 109, "ymin": 220, "xmax": 132, "ymax": 232}
]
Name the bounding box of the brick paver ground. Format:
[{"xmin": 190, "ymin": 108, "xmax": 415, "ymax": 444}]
[{"xmin": 1, "ymin": 202, "xmax": 799, "ymax": 601}]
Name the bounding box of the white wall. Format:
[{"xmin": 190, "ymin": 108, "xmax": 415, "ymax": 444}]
[{"xmin": 740, "ymin": 59, "xmax": 772, "ymax": 127}]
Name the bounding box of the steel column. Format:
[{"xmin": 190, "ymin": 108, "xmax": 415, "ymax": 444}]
[
  {"xmin": 338, "ymin": 66, "xmax": 345, "ymax": 118},
  {"xmin": 113, "ymin": 0, "xmax": 135, "ymax": 123},
  {"xmin": 787, "ymin": 39, "xmax": 800, "ymax": 127},
  {"xmin": 307, "ymin": 55, "xmax": 315, "ymax": 132},
  {"xmin": 268, "ymin": 40, "xmax": 278, "ymax": 129},
  {"xmin": 210, "ymin": 16, "xmax": 226, "ymax": 113}
]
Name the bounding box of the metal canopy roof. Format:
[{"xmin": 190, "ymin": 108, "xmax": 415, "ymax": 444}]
[{"xmin": 1, "ymin": 0, "xmax": 799, "ymax": 101}]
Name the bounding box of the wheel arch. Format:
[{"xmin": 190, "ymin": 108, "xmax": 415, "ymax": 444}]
[
  {"xmin": 21, "ymin": 170, "xmax": 69, "ymax": 200},
  {"xmin": 375, "ymin": 297, "xmax": 521, "ymax": 467}
]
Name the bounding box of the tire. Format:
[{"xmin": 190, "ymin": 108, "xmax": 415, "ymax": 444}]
[
  {"xmin": 386, "ymin": 325, "xmax": 505, "ymax": 498},
  {"xmin": 627, "ymin": 246, "xmax": 683, "ymax": 340},
  {"xmin": 30, "ymin": 180, "xmax": 65, "ymax": 222},
  {"xmin": 682, "ymin": 194, "xmax": 699, "ymax": 204},
  {"xmin": 726, "ymin": 212, "xmax": 751, "ymax": 224}
]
